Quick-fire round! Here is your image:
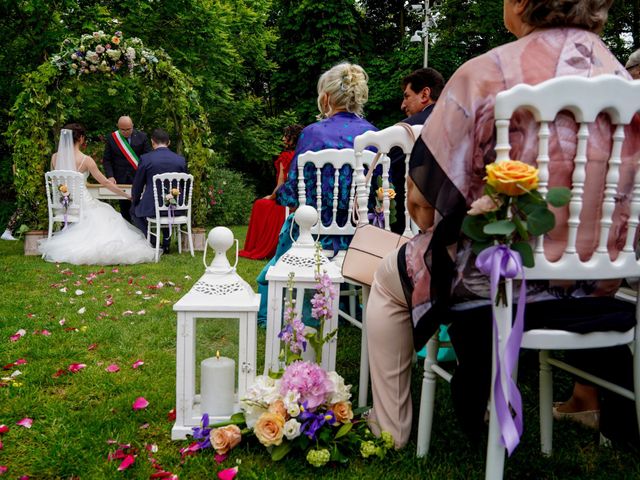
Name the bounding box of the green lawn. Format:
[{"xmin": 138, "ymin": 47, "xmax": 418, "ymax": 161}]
[{"xmin": 1, "ymin": 227, "xmax": 639, "ymax": 479}]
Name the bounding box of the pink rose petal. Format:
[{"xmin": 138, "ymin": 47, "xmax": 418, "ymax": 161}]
[
  {"xmin": 88, "ymin": 343, "xmax": 98, "ymax": 351},
  {"xmin": 59, "ymin": 319, "xmax": 66, "ymax": 326},
  {"xmin": 14, "ymin": 359, "xmax": 27, "ymax": 366},
  {"xmin": 132, "ymin": 360, "xmax": 144, "ymax": 369},
  {"xmin": 117, "ymin": 454, "xmax": 135, "ymax": 471},
  {"xmin": 0, "ymin": 425, "xmax": 8, "ymax": 434},
  {"xmin": 40, "ymin": 330, "xmax": 51, "ymax": 336},
  {"xmin": 214, "ymin": 453, "xmax": 227, "ymax": 464},
  {"xmin": 112, "ymin": 268, "xmax": 119, "ymax": 273},
  {"xmin": 105, "ymin": 364, "xmax": 120, "ymax": 373},
  {"xmin": 68, "ymin": 363, "xmax": 86, "ymax": 373},
  {"xmin": 218, "ymin": 467, "xmax": 238, "ymax": 480},
  {"xmin": 16, "ymin": 418, "xmax": 33, "ymax": 428},
  {"xmin": 0, "ymin": 465, "xmax": 7, "ymax": 475},
  {"xmin": 132, "ymin": 397, "xmax": 149, "ymax": 411}
]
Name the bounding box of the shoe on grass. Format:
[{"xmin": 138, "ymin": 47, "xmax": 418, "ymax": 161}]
[
  {"xmin": 552, "ymin": 401, "xmax": 600, "ymax": 430},
  {"xmin": 1, "ymin": 230, "xmax": 17, "ymax": 241}
]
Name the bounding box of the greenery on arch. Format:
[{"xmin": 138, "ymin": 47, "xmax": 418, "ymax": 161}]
[{"xmin": 5, "ymin": 31, "xmax": 218, "ymax": 229}]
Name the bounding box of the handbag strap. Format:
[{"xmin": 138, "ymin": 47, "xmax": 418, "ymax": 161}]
[{"xmin": 352, "ymin": 122, "xmax": 417, "ymax": 225}]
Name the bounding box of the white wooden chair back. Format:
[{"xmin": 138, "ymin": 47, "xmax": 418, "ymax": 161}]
[
  {"xmin": 353, "ymin": 124, "xmax": 422, "ymax": 235},
  {"xmin": 44, "ymin": 170, "xmax": 84, "ymax": 238},
  {"xmin": 494, "ymin": 75, "xmax": 640, "ymax": 281},
  {"xmin": 151, "ymin": 172, "xmax": 194, "ymax": 218},
  {"xmin": 297, "ymin": 148, "xmax": 378, "ymax": 237}
]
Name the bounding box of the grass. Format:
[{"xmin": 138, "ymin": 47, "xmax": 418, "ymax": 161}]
[{"xmin": 1, "ymin": 226, "xmax": 639, "ymax": 479}]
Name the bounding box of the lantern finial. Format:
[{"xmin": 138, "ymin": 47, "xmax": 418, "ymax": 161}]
[
  {"xmin": 205, "ymin": 226, "xmax": 235, "ymax": 273},
  {"xmin": 293, "ymin": 205, "xmax": 318, "ymax": 247}
]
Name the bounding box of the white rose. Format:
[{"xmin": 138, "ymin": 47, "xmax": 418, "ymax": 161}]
[
  {"xmin": 327, "ymin": 371, "xmax": 352, "ymax": 404},
  {"xmin": 286, "ymin": 402, "xmax": 300, "ymax": 418},
  {"xmin": 126, "ymin": 47, "xmax": 136, "ymax": 60},
  {"xmin": 107, "ymin": 49, "xmax": 122, "ymax": 61},
  {"xmin": 283, "ymin": 419, "xmax": 301, "ymax": 440},
  {"xmin": 241, "ymin": 403, "xmax": 267, "ymax": 429}
]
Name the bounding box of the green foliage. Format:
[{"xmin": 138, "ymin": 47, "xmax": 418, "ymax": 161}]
[
  {"xmin": 204, "ymin": 167, "xmax": 255, "ymax": 227},
  {"xmin": 5, "ymin": 33, "xmax": 214, "ymax": 229}
]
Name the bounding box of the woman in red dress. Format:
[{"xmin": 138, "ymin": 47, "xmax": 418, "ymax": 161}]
[{"xmin": 239, "ymin": 124, "xmax": 304, "ymax": 259}]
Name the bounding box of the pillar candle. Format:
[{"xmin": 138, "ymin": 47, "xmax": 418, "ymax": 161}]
[{"xmin": 201, "ymin": 353, "xmax": 235, "ymax": 416}]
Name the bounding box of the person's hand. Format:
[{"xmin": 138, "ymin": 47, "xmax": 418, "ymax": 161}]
[
  {"xmin": 263, "ymin": 194, "xmax": 275, "ymax": 200},
  {"xmin": 124, "ymin": 192, "xmax": 132, "ymax": 200},
  {"xmin": 107, "ymin": 177, "xmax": 117, "ymax": 184}
]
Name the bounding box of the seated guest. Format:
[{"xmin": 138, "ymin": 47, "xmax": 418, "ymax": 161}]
[
  {"xmin": 255, "ymin": 62, "xmax": 379, "ymax": 324},
  {"xmin": 390, "ymin": 67, "xmax": 444, "ymax": 235},
  {"xmin": 130, "ymin": 128, "xmax": 187, "ymax": 254},
  {"xmin": 239, "ymin": 124, "xmax": 304, "ymax": 260},
  {"xmin": 366, "ymin": 0, "xmax": 640, "ymax": 448}
]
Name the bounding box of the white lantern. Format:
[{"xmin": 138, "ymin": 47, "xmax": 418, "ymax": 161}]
[
  {"xmin": 172, "ymin": 227, "xmax": 259, "ymax": 440},
  {"xmin": 264, "ymin": 206, "xmax": 343, "ymax": 374}
]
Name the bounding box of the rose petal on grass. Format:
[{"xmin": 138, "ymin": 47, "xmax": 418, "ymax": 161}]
[
  {"xmin": 122, "ymin": 310, "xmax": 134, "ymax": 316},
  {"xmin": 0, "ymin": 425, "xmax": 8, "ymax": 434},
  {"xmin": 52, "ymin": 369, "xmax": 66, "ymax": 378},
  {"xmin": 59, "ymin": 287, "xmax": 68, "ymax": 293},
  {"xmin": 167, "ymin": 408, "xmax": 176, "ymax": 422},
  {"xmin": 132, "ymin": 397, "xmax": 149, "ymax": 410},
  {"xmin": 58, "ymin": 318, "xmax": 66, "ymax": 326},
  {"xmin": 112, "ymin": 268, "xmax": 119, "ymax": 273},
  {"xmin": 68, "ymin": 363, "xmax": 86, "ymax": 373},
  {"xmin": 41, "ymin": 329, "xmax": 51, "ymax": 336},
  {"xmin": 117, "ymin": 454, "xmax": 135, "ymax": 471},
  {"xmin": 214, "ymin": 453, "xmax": 228, "ymax": 464},
  {"xmin": 88, "ymin": 343, "xmax": 98, "ymax": 351},
  {"xmin": 9, "ymin": 329, "xmax": 26, "ymax": 342},
  {"xmin": 77, "ymin": 307, "xmax": 86, "ymax": 314},
  {"xmin": 16, "ymin": 418, "xmax": 33, "ymax": 428},
  {"xmin": 105, "ymin": 364, "xmax": 120, "ymax": 373},
  {"xmin": 0, "ymin": 465, "xmax": 7, "ymax": 475},
  {"xmin": 75, "ymin": 290, "xmax": 84, "ymax": 296},
  {"xmin": 106, "ymin": 439, "xmax": 118, "ymax": 444},
  {"xmin": 132, "ymin": 360, "xmax": 144, "ymax": 369},
  {"xmin": 14, "ymin": 359, "xmax": 27, "ymax": 366},
  {"xmin": 105, "ymin": 297, "xmax": 114, "ymax": 307},
  {"xmin": 146, "ymin": 443, "xmax": 158, "ymax": 453},
  {"xmin": 218, "ymin": 466, "xmax": 238, "ymax": 480},
  {"xmin": 137, "ymin": 310, "xmax": 146, "ymax": 315},
  {"xmin": 73, "ymin": 280, "xmax": 82, "ymax": 287}
]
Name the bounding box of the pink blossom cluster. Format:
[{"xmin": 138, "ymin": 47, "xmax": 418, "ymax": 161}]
[{"xmin": 279, "ymin": 361, "xmax": 333, "ymax": 410}]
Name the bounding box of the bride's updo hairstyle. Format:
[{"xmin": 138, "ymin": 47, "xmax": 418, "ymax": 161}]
[
  {"xmin": 63, "ymin": 123, "xmax": 87, "ymax": 144},
  {"xmin": 518, "ymin": 0, "xmax": 613, "ymax": 33},
  {"xmin": 316, "ymin": 62, "xmax": 369, "ymax": 119}
]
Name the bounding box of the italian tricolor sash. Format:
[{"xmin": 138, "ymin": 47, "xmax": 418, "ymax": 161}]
[{"xmin": 112, "ymin": 130, "xmax": 140, "ymax": 170}]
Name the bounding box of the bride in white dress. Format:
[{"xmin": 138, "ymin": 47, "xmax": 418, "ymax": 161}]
[{"xmin": 39, "ymin": 124, "xmax": 155, "ymax": 265}]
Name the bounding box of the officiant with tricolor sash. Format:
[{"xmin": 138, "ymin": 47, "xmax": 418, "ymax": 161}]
[{"xmin": 102, "ymin": 115, "xmax": 152, "ymax": 222}]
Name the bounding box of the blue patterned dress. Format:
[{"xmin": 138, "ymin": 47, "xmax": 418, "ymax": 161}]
[{"xmin": 257, "ymin": 112, "xmax": 378, "ymax": 323}]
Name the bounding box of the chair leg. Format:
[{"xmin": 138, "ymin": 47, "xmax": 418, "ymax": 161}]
[
  {"xmin": 357, "ymin": 286, "xmax": 370, "ymax": 408},
  {"xmin": 177, "ymin": 226, "xmax": 182, "ymax": 254},
  {"xmin": 485, "ymin": 389, "xmax": 506, "ymax": 480},
  {"xmin": 187, "ymin": 223, "xmax": 194, "ymax": 257},
  {"xmin": 349, "ymin": 290, "xmax": 357, "ymax": 320},
  {"xmin": 539, "ymin": 350, "xmax": 553, "ymax": 456},
  {"xmin": 417, "ymin": 334, "xmax": 439, "ymax": 457},
  {"xmin": 155, "ymin": 222, "xmax": 161, "ymax": 263}
]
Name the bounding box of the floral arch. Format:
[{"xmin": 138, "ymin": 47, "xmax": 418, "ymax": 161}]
[{"xmin": 6, "ymin": 31, "xmax": 215, "ymax": 228}]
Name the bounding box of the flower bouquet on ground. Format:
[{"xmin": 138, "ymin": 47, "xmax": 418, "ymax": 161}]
[{"xmin": 186, "ymin": 247, "xmax": 394, "ymax": 468}]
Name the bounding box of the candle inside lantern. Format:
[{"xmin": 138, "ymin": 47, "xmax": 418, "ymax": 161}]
[{"xmin": 201, "ymin": 350, "xmax": 235, "ymax": 417}]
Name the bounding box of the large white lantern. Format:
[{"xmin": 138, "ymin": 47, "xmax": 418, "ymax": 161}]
[
  {"xmin": 264, "ymin": 206, "xmax": 343, "ymax": 374},
  {"xmin": 172, "ymin": 227, "xmax": 259, "ymax": 440}
]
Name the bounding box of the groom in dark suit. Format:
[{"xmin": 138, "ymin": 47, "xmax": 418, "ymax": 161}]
[
  {"xmin": 130, "ymin": 128, "xmax": 187, "ymax": 253},
  {"xmin": 103, "ymin": 115, "xmax": 152, "ymax": 223}
]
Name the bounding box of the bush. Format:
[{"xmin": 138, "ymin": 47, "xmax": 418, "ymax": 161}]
[{"xmin": 203, "ymin": 167, "xmax": 255, "ymax": 227}]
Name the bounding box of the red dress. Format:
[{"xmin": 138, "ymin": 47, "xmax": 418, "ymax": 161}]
[{"xmin": 239, "ymin": 150, "xmax": 294, "ymax": 259}]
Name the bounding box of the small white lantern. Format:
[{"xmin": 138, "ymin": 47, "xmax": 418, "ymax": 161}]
[
  {"xmin": 264, "ymin": 206, "xmax": 343, "ymax": 374},
  {"xmin": 172, "ymin": 227, "xmax": 260, "ymax": 440}
]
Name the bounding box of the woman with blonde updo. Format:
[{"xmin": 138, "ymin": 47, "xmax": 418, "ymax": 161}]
[{"xmin": 255, "ymin": 62, "xmax": 379, "ymax": 323}]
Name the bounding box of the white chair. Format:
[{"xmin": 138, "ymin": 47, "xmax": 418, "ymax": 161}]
[
  {"xmin": 416, "ymin": 74, "xmax": 640, "ymax": 479},
  {"xmin": 350, "ymin": 125, "xmax": 422, "ymax": 408},
  {"xmin": 146, "ymin": 172, "xmax": 194, "ymax": 263},
  {"xmin": 296, "ymin": 148, "xmax": 379, "ymax": 406},
  {"xmin": 44, "ymin": 170, "xmax": 84, "ymax": 240}
]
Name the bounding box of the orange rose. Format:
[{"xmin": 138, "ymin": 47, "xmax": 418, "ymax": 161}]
[
  {"xmin": 210, "ymin": 424, "xmax": 242, "ymax": 455},
  {"xmin": 254, "ymin": 412, "xmax": 285, "ymax": 447},
  {"xmin": 59, "ymin": 185, "xmax": 68, "ymax": 194},
  {"xmin": 331, "ymin": 401, "xmax": 353, "ymax": 424},
  {"xmin": 268, "ymin": 399, "xmax": 288, "ymax": 420},
  {"xmin": 485, "ymin": 160, "xmax": 538, "ymax": 196},
  {"xmin": 111, "ymin": 36, "xmax": 121, "ymax": 45}
]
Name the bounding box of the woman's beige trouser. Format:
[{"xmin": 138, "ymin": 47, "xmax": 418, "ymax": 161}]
[{"xmin": 366, "ymin": 248, "xmax": 414, "ymax": 448}]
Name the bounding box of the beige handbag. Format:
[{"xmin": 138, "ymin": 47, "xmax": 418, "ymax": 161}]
[
  {"xmin": 341, "ymin": 225, "xmax": 410, "ymax": 286},
  {"xmin": 341, "ymin": 123, "xmax": 415, "ymax": 286}
]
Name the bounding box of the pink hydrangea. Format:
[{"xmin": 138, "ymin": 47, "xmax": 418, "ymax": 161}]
[{"xmin": 280, "ymin": 361, "xmax": 333, "ymax": 410}]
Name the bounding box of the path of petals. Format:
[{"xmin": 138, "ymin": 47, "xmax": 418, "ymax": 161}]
[
  {"xmin": 218, "ymin": 466, "xmax": 238, "ymax": 480},
  {"xmin": 16, "ymin": 418, "xmax": 32, "ymax": 429},
  {"xmin": 132, "ymin": 397, "xmax": 149, "ymax": 410},
  {"xmin": 105, "ymin": 364, "xmax": 120, "ymax": 373}
]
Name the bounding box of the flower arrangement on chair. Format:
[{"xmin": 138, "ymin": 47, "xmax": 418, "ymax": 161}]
[
  {"xmin": 164, "ymin": 188, "xmax": 180, "ymax": 207},
  {"xmin": 187, "ymin": 246, "xmax": 394, "ymax": 469},
  {"xmin": 461, "ymin": 159, "xmax": 570, "ymax": 454},
  {"xmin": 369, "ymin": 177, "xmax": 396, "ymax": 229},
  {"xmin": 58, "ymin": 184, "xmax": 73, "ymax": 229}
]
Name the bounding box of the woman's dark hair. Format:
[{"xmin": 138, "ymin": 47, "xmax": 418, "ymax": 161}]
[
  {"xmin": 519, "ymin": 0, "xmax": 613, "ymax": 33},
  {"xmin": 62, "ymin": 123, "xmax": 86, "ymax": 143},
  {"xmin": 283, "ymin": 124, "xmax": 304, "ymax": 149}
]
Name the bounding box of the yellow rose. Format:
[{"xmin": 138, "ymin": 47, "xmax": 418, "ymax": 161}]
[
  {"xmin": 210, "ymin": 424, "xmax": 242, "ymax": 455},
  {"xmin": 254, "ymin": 412, "xmax": 285, "ymax": 447},
  {"xmin": 59, "ymin": 185, "xmax": 68, "ymax": 194},
  {"xmin": 171, "ymin": 188, "xmax": 180, "ymax": 197},
  {"xmin": 268, "ymin": 399, "xmax": 288, "ymax": 420},
  {"xmin": 376, "ymin": 187, "xmax": 396, "ymax": 201},
  {"xmin": 485, "ymin": 160, "xmax": 538, "ymax": 196},
  {"xmin": 331, "ymin": 401, "xmax": 353, "ymax": 424}
]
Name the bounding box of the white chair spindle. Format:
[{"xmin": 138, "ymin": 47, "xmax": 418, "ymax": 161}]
[
  {"xmin": 565, "ymin": 122, "xmax": 590, "ymax": 254},
  {"xmin": 597, "ymin": 123, "xmax": 624, "ymax": 253}
]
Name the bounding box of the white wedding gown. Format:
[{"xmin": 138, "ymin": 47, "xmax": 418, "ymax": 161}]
[{"xmin": 39, "ymin": 171, "xmax": 156, "ymax": 265}]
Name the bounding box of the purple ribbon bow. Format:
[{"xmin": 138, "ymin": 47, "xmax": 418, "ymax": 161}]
[
  {"xmin": 61, "ymin": 196, "xmax": 70, "ymax": 229},
  {"xmin": 167, "ymin": 204, "xmax": 175, "ymax": 238},
  {"xmin": 475, "ymin": 244, "xmax": 526, "ymax": 456},
  {"xmin": 367, "ymin": 210, "xmax": 385, "ymax": 228}
]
